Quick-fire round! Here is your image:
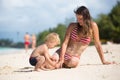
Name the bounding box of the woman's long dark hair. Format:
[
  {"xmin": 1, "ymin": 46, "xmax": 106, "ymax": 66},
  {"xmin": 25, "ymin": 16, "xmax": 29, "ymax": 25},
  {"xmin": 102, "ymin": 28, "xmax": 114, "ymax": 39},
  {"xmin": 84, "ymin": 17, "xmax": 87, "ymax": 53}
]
[{"xmin": 74, "ymin": 6, "xmax": 92, "ymax": 37}]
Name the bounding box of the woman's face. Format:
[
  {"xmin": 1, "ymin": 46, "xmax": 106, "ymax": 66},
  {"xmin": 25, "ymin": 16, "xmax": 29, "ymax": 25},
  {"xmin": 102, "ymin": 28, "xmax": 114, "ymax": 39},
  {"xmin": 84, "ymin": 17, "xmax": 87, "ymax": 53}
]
[{"xmin": 76, "ymin": 14, "xmax": 84, "ymax": 26}]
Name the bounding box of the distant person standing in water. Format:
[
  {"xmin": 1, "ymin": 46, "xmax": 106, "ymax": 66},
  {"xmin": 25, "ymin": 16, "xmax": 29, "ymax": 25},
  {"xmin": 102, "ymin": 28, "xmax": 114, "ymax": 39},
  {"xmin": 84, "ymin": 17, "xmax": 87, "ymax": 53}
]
[
  {"xmin": 24, "ymin": 32, "xmax": 30, "ymax": 52},
  {"xmin": 31, "ymin": 34, "xmax": 37, "ymax": 49}
]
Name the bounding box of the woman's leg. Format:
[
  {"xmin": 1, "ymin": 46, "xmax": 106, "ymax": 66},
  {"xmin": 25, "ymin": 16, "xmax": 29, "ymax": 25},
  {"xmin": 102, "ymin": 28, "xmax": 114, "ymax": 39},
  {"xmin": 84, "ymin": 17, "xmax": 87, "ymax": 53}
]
[{"xmin": 64, "ymin": 57, "xmax": 79, "ymax": 68}]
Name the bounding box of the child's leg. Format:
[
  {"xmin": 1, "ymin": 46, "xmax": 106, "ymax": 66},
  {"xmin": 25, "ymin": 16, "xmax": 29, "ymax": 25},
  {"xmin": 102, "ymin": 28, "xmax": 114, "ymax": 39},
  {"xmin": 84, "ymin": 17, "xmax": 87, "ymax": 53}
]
[
  {"xmin": 35, "ymin": 56, "xmax": 45, "ymax": 71},
  {"xmin": 40, "ymin": 62, "xmax": 53, "ymax": 70},
  {"xmin": 41, "ymin": 61, "xmax": 56, "ymax": 70},
  {"xmin": 40, "ymin": 61, "xmax": 49, "ymax": 70}
]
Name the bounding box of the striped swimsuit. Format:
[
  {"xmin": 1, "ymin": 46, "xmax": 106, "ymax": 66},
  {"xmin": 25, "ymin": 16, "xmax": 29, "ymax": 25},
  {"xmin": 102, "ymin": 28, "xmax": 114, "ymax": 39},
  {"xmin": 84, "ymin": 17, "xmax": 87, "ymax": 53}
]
[
  {"xmin": 70, "ymin": 27, "xmax": 91, "ymax": 44},
  {"xmin": 64, "ymin": 27, "xmax": 91, "ymax": 61},
  {"xmin": 64, "ymin": 54, "xmax": 80, "ymax": 61}
]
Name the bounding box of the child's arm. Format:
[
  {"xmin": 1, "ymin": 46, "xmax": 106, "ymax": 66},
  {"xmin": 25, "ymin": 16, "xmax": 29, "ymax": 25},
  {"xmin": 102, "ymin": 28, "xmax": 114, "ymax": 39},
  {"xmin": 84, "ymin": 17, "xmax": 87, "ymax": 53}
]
[
  {"xmin": 44, "ymin": 48, "xmax": 56, "ymax": 67},
  {"xmin": 51, "ymin": 53, "xmax": 59, "ymax": 62}
]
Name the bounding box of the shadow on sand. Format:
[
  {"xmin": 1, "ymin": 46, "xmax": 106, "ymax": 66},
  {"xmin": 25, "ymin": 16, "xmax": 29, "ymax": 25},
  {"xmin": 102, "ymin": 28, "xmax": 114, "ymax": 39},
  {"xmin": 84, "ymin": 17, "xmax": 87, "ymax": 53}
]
[{"xmin": 14, "ymin": 67, "xmax": 34, "ymax": 72}]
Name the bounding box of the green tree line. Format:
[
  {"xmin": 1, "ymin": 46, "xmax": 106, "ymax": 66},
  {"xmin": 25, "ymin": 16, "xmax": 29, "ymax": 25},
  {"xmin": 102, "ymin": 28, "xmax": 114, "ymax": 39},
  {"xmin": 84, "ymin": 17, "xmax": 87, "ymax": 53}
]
[
  {"xmin": 95, "ymin": 2, "xmax": 120, "ymax": 43},
  {"xmin": 0, "ymin": 39, "xmax": 24, "ymax": 48}
]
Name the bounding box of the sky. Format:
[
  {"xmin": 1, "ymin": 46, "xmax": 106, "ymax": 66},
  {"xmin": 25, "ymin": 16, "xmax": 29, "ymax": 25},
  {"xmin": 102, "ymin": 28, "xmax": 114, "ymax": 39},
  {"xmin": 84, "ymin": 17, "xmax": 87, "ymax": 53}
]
[{"xmin": 0, "ymin": 0, "xmax": 118, "ymax": 42}]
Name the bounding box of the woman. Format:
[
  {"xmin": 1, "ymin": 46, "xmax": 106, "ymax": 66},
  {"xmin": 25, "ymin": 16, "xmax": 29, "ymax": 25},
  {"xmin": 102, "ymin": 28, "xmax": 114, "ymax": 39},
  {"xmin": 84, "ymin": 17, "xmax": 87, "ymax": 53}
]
[{"xmin": 56, "ymin": 6, "xmax": 112, "ymax": 68}]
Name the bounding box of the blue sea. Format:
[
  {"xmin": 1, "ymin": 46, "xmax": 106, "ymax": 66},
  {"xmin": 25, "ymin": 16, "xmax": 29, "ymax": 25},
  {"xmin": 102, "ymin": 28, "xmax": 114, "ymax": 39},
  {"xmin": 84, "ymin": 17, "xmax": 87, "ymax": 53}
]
[{"xmin": 0, "ymin": 47, "xmax": 24, "ymax": 55}]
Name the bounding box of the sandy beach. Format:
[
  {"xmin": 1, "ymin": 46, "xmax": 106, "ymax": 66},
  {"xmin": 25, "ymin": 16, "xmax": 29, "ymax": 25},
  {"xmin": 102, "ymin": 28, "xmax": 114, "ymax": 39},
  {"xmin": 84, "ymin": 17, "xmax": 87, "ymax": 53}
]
[{"xmin": 0, "ymin": 44, "xmax": 120, "ymax": 80}]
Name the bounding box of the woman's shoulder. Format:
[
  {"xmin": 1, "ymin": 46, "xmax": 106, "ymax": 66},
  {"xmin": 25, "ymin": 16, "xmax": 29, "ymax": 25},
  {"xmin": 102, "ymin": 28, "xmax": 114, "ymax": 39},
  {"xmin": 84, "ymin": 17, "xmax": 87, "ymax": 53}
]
[
  {"xmin": 69, "ymin": 22, "xmax": 77, "ymax": 26},
  {"xmin": 91, "ymin": 21, "xmax": 97, "ymax": 26},
  {"xmin": 68, "ymin": 22, "xmax": 77, "ymax": 29},
  {"xmin": 66, "ymin": 22, "xmax": 77, "ymax": 32},
  {"xmin": 91, "ymin": 21, "xmax": 98, "ymax": 29}
]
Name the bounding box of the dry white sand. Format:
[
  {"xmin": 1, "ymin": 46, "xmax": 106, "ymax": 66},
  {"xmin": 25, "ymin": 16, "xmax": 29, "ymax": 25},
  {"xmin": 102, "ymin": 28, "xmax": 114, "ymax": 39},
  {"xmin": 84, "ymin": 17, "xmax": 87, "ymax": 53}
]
[{"xmin": 0, "ymin": 44, "xmax": 120, "ymax": 80}]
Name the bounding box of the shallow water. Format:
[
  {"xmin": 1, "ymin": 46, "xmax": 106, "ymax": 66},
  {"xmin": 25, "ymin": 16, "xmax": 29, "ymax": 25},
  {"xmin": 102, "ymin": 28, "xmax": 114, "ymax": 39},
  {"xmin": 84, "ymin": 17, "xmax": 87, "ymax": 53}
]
[{"xmin": 0, "ymin": 47, "xmax": 24, "ymax": 55}]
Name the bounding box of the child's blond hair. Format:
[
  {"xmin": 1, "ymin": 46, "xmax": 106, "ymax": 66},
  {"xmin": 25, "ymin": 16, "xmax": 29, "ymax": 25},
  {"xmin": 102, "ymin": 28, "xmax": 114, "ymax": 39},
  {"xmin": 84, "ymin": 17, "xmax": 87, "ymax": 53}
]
[{"xmin": 45, "ymin": 33, "xmax": 60, "ymax": 45}]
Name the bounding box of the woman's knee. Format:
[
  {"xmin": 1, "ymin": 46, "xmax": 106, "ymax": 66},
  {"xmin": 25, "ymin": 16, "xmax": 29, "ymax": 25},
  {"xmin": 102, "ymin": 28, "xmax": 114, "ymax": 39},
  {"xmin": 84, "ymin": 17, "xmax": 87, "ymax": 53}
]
[{"xmin": 67, "ymin": 57, "xmax": 79, "ymax": 68}]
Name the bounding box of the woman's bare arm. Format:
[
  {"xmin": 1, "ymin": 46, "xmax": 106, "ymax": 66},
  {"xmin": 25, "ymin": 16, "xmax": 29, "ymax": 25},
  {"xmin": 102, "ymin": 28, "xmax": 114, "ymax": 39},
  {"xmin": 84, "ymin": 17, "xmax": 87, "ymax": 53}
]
[
  {"xmin": 57, "ymin": 23, "xmax": 74, "ymax": 67},
  {"xmin": 92, "ymin": 22, "xmax": 111, "ymax": 64}
]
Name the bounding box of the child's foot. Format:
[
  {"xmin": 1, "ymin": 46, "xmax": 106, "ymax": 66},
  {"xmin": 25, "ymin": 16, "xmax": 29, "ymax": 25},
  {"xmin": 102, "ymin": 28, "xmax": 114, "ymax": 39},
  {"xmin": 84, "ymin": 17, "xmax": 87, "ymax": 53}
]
[
  {"xmin": 40, "ymin": 66, "xmax": 54, "ymax": 71},
  {"xmin": 34, "ymin": 68, "xmax": 41, "ymax": 72}
]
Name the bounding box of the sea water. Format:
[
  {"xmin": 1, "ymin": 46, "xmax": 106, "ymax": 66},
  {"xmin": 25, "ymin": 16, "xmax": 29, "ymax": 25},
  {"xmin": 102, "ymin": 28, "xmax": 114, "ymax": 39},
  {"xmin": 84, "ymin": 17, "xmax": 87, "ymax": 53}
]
[{"xmin": 0, "ymin": 47, "xmax": 24, "ymax": 55}]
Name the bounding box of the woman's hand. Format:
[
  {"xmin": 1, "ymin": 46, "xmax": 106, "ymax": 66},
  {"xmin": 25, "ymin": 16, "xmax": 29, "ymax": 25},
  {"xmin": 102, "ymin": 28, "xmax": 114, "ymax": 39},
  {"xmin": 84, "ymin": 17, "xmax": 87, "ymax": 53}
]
[{"xmin": 55, "ymin": 60, "xmax": 64, "ymax": 69}]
